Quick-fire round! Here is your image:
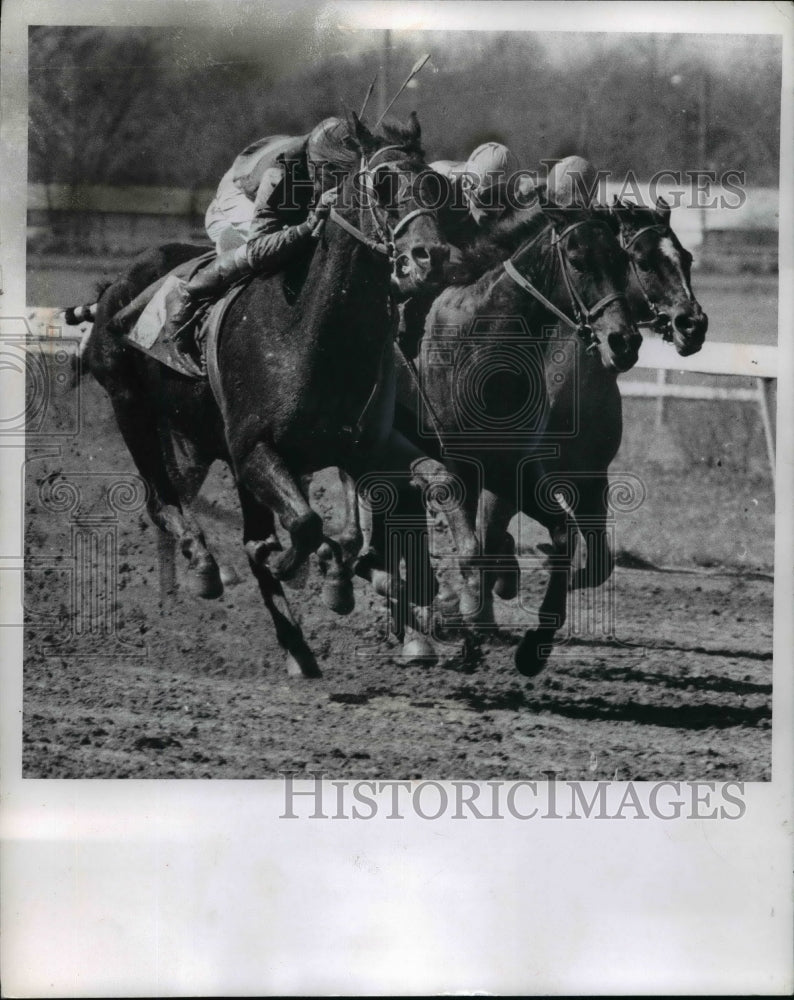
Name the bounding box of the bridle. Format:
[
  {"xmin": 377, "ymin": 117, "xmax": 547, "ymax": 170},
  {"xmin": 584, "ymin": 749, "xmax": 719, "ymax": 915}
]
[
  {"xmin": 619, "ymin": 222, "xmax": 676, "ymax": 342},
  {"xmin": 502, "ymin": 217, "xmax": 629, "ymax": 353},
  {"xmin": 327, "ymin": 146, "xmax": 439, "ymax": 264}
]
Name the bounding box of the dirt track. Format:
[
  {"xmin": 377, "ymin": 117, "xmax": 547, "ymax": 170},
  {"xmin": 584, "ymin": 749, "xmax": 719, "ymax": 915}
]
[{"xmin": 23, "ymin": 375, "xmax": 773, "ymax": 780}]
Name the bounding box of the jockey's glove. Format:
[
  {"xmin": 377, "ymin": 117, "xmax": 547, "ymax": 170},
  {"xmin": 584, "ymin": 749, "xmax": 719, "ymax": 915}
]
[{"xmin": 308, "ymin": 188, "xmax": 339, "ymax": 225}]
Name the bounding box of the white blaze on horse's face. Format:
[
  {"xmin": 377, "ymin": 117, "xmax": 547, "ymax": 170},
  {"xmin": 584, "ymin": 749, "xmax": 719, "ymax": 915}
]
[{"xmin": 627, "ymin": 225, "xmax": 708, "ymax": 357}]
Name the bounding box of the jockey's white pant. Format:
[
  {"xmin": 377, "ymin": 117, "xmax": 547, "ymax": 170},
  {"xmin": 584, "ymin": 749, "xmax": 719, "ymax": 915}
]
[{"xmin": 204, "ymin": 166, "xmax": 254, "ymax": 251}]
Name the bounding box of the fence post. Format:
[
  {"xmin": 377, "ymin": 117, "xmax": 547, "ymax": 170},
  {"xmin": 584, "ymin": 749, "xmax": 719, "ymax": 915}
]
[
  {"xmin": 756, "ymin": 376, "xmax": 776, "ymax": 479},
  {"xmin": 654, "ymin": 368, "xmax": 667, "ymax": 430}
]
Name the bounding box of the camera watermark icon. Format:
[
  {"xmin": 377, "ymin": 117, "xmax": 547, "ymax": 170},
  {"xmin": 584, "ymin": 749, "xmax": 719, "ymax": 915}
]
[{"xmin": 419, "ymin": 317, "xmax": 580, "ymax": 447}]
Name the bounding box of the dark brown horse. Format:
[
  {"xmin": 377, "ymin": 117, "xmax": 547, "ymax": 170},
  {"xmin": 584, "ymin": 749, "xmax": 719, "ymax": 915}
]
[
  {"xmin": 483, "ymin": 197, "xmax": 709, "ymax": 605},
  {"xmin": 360, "ymin": 200, "xmax": 642, "ymax": 676},
  {"xmin": 77, "ymin": 112, "xmax": 482, "ymax": 678}
]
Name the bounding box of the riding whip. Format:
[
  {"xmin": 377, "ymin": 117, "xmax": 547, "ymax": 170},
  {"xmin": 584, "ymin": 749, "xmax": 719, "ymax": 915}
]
[
  {"xmin": 359, "ymin": 73, "xmax": 378, "ymax": 118},
  {"xmin": 394, "ymin": 341, "xmax": 446, "ymax": 454},
  {"xmin": 375, "ymin": 53, "xmax": 431, "ymax": 126}
]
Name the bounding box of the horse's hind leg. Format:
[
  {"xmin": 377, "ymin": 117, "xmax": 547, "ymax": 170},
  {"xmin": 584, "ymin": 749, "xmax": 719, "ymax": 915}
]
[
  {"xmin": 104, "ymin": 382, "xmax": 222, "ymax": 599},
  {"xmin": 169, "ymin": 429, "xmax": 241, "ymax": 586},
  {"xmin": 238, "ymin": 484, "xmax": 320, "ymax": 679}
]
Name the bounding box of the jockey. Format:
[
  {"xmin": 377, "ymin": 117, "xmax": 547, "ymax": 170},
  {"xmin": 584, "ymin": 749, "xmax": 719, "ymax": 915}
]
[
  {"xmin": 164, "ymin": 116, "xmax": 357, "ymax": 350},
  {"xmin": 431, "ymin": 141, "xmax": 524, "ymax": 246},
  {"xmin": 542, "ymin": 154, "xmax": 600, "ymax": 208},
  {"xmin": 396, "ymin": 142, "xmax": 524, "ymax": 360}
]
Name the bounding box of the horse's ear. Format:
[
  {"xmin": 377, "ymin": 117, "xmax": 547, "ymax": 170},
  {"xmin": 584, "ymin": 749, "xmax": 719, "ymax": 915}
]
[
  {"xmin": 542, "ymin": 205, "xmax": 574, "ymax": 230},
  {"xmin": 346, "ymin": 109, "xmax": 377, "ymax": 155},
  {"xmin": 406, "ymin": 110, "xmax": 422, "ymax": 145},
  {"xmin": 602, "ymin": 204, "xmax": 621, "ymax": 235},
  {"xmin": 655, "ymin": 195, "xmax": 672, "ymax": 223}
]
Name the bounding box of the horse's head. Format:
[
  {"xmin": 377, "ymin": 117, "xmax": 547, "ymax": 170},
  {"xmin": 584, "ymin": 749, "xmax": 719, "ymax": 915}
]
[
  {"xmin": 609, "ymin": 197, "xmax": 708, "ymax": 357},
  {"xmin": 344, "ymin": 111, "xmax": 450, "ymax": 297},
  {"xmin": 536, "ymin": 204, "xmax": 643, "ymax": 373}
]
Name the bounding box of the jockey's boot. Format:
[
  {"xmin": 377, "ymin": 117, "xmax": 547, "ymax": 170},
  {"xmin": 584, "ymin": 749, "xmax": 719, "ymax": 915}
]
[{"xmin": 164, "ymin": 244, "xmax": 253, "ymax": 352}]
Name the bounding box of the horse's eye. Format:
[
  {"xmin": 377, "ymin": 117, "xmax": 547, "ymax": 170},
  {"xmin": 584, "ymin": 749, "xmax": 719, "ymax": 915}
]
[{"xmin": 373, "ymin": 169, "xmax": 400, "ymax": 209}]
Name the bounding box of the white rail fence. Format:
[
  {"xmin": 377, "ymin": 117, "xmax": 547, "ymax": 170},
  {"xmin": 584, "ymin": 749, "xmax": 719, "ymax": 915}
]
[
  {"xmin": 23, "ymin": 309, "xmax": 778, "ymax": 477},
  {"xmin": 625, "ymin": 337, "xmax": 777, "ymax": 475}
]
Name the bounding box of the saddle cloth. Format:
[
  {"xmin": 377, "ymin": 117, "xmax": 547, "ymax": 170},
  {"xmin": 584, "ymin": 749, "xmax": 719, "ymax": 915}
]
[{"xmin": 127, "ymin": 271, "xmax": 246, "ymax": 380}]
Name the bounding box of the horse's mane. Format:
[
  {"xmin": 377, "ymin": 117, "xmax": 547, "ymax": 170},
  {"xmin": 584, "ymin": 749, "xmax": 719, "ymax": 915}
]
[
  {"xmin": 371, "ymin": 116, "xmax": 425, "ymax": 167},
  {"xmin": 452, "ymin": 203, "xmax": 554, "ymax": 284},
  {"xmin": 618, "ymin": 203, "xmax": 665, "ymax": 231}
]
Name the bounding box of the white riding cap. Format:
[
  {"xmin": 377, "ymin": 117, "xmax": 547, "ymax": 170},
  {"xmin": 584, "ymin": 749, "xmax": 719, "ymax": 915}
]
[
  {"xmin": 545, "ymin": 155, "xmax": 599, "ymax": 208},
  {"xmin": 462, "ymin": 142, "xmax": 520, "ymax": 221}
]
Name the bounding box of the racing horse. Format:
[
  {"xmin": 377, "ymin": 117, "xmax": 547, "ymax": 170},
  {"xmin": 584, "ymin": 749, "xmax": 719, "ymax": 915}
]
[
  {"xmin": 359, "ymin": 199, "xmax": 642, "ymax": 676},
  {"xmin": 79, "ymin": 111, "xmax": 480, "ymax": 678},
  {"xmin": 482, "ymin": 196, "xmax": 709, "ymax": 605}
]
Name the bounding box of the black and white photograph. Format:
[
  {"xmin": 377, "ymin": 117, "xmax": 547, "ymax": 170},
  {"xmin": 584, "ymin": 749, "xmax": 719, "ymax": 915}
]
[{"xmin": 2, "ymin": 0, "xmax": 792, "ymax": 994}]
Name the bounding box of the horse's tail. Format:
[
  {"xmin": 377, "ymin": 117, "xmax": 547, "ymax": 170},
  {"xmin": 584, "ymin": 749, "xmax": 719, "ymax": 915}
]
[
  {"xmin": 63, "ymin": 302, "xmax": 97, "ymax": 326},
  {"xmin": 64, "ymin": 279, "xmax": 112, "ymax": 327},
  {"xmin": 62, "ymin": 280, "xmax": 112, "ymax": 382}
]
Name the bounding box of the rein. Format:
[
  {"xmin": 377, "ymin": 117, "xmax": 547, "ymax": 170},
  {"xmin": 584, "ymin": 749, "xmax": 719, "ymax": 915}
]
[
  {"xmin": 502, "ymin": 218, "xmax": 627, "ymax": 353},
  {"xmin": 323, "ymin": 147, "xmax": 442, "ymax": 449},
  {"xmin": 619, "ymin": 222, "xmax": 675, "ymax": 342},
  {"xmin": 326, "ymin": 150, "xmax": 439, "ymax": 260}
]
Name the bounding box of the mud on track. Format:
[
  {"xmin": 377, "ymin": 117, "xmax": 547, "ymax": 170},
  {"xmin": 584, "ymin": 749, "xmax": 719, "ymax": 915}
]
[{"xmin": 23, "ymin": 377, "xmax": 773, "ymax": 780}]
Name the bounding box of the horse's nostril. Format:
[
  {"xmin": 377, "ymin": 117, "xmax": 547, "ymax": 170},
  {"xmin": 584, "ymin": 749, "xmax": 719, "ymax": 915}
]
[{"xmin": 411, "ymin": 246, "xmax": 431, "ymax": 267}]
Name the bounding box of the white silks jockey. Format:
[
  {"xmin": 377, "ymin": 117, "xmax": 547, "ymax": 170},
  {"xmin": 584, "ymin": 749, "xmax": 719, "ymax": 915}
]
[{"xmin": 163, "ymin": 116, "xmax": 358, "ymax": 351}]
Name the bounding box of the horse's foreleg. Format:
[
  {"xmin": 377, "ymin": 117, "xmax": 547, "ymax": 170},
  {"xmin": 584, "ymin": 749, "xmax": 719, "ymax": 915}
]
[
  {"xmin": 479, "ymin": 491, "xmax": 520, "ymax": 602},
  {"xmin": 571, "ymin": 473, "xmax": 614, "ymax": 590},
  {"xmin": 408, "ymin": 455, "xmax": 481, "ymax": 623},
  {"xmin": 237, "ymin": 484, "xmax": 320, "ymax": 679},
  {"xmin": 235, "ymin": 441, "xmax": 322, "ymax": 584},
  {"xmin": 514, "ymin": 501, "xmax": 576, "ymax": 678},
  {"xmin": 315, "ymin": 469, "xmax": 357, "ymax": 615}
]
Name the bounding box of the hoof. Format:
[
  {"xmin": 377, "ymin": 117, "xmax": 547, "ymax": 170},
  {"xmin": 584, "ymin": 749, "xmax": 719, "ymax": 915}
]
[
  {"xmin": 219, "ymin": 564, "xmax": 241, "ymax": 587},
  {"xmin": 492, "ymin": 571, "xmax": 519, "ymax": 601},
  {"xmin": 434, "ymin": 586, "xmax": 460, "ymax": 617},
  {"xmin": 371, "ymin": 569, "xmax": 398, "ymax": 599},
  {"xmin": 279, "ymin": 558, "xmax": 309, "ymax": 591},
  {"xmin": 410, "ymin": 605, "xmax": 435, "ymax": 634},
  {"xmin": 458, "ymin": 589, "xmax": 482, "ymax": 620},
  {"xmin": 186, "ymin": 557, "xmax": 223, "ymax": 599},
  {"xmin": 402, "ymin": 633, "xmax": 438, "ymax": 666},
  {"xmin": 514, "ymin": 631, "xmax": 551, "ymax": 678},
  {"xmin": 285, "ymin": 647, "xmax": 322, "ymax": 678},
  {"xmin": 321, "ymin": 576, "xmax": 355, "ymax": 615}
]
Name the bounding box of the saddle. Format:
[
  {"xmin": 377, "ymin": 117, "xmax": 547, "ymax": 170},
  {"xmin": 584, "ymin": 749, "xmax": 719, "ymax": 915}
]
[{"xmin": 127, "ymin": 259, "xmax": 248, "ymax": 380}]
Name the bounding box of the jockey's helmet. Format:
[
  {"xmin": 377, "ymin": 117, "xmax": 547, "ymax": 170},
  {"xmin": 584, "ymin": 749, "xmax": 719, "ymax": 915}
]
[
  {"xmin": 306, "ymin": 117, "xmax": 357, "ymax": 187},
  {"xmin": 545, "ymin": 155, "xmax": 599, "ymax": 208},
  {"xmin": 461, "ymin": 142, "xmax": 520, "ymax": 224}
]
